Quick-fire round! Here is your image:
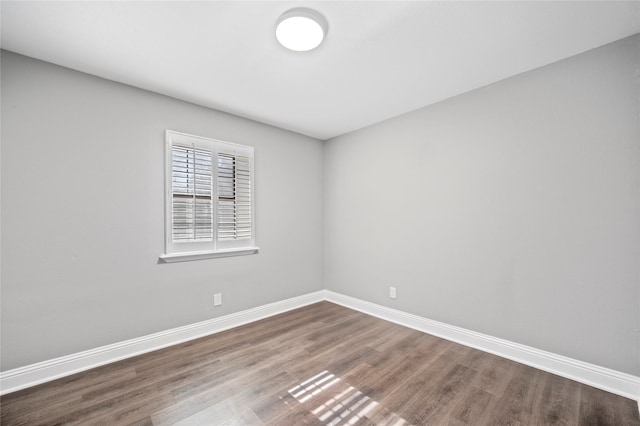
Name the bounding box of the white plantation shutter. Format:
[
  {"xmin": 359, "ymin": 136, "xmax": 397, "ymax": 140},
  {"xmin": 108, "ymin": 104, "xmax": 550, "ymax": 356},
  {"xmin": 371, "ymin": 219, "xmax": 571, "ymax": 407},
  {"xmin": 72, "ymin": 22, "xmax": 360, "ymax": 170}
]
[
  {"xmin": 235, "ymin": 155, "xmax": 252, "ymax": 239},
  {"xmin": 164, "ymin": 131, "xmax": 256, "ymax": 259},
  {"xmin": 217, "ymin": 153, "xmax": 252, "ymax": 241},
  {"xmin": 171, "ymin": 146, "xmax": 213, "ymax": 241}
]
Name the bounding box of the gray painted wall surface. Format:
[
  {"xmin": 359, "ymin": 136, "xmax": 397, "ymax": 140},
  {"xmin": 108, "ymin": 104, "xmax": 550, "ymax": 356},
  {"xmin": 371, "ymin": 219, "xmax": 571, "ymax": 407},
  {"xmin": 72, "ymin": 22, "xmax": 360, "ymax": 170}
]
[
  {"xmin": 1, "ymin": 51, "xmax": 325, "ymax": 371},
  {"xmin": 325, "ymin": 35, "xmax": 640, "ymax": 375},
  {"xmin": 2, "ymin": 35, "xmax": 639, "ymax": 377}
]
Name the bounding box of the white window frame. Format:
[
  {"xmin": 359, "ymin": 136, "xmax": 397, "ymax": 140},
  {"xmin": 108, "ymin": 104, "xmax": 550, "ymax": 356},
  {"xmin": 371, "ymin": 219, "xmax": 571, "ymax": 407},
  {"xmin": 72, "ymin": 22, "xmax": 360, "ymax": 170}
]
[{"xmin": 160, "ymin": 130, "xmax": 258, "ymax": 262}]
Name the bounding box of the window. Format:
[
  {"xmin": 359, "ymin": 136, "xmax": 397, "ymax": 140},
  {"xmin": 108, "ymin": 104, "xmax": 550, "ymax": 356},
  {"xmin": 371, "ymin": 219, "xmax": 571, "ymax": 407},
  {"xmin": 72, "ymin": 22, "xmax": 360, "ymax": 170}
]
[{"xmin": 161, "ymin": 130, "xmax": 258, "ymax": 262}]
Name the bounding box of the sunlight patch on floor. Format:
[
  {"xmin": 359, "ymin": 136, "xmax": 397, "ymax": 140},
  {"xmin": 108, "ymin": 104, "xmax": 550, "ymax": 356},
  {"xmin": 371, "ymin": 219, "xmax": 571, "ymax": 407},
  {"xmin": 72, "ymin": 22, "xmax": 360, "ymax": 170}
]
[{"xmin": 289, "ymin": 370, "xmax": 408, "ymax": 425}]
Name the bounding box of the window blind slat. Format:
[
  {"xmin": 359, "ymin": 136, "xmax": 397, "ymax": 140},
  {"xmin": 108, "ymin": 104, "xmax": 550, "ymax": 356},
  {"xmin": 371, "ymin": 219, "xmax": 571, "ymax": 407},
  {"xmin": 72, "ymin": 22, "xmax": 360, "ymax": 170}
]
[
  {"xmin": 171, "ymin": 146, "xmax": 213, "ymax": 242},
  {"xmin": 217, "ymin": 153, "xmax": 252, "ymax": 241}
]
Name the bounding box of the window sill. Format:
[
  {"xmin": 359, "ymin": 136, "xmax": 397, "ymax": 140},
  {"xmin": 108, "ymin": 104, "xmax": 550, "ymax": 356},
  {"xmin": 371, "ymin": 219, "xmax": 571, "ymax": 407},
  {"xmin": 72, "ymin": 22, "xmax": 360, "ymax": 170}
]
[{"xmin": 159, "ymin": 247, "xmax": 259, "ymax": 263}]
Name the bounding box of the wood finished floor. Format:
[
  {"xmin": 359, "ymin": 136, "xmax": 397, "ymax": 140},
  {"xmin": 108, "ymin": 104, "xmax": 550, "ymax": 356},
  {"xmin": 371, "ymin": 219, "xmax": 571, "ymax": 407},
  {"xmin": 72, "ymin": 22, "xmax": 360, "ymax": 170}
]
[{"xmin": 1, "ymin": 302, "xmax": 638, "ymax": 426}]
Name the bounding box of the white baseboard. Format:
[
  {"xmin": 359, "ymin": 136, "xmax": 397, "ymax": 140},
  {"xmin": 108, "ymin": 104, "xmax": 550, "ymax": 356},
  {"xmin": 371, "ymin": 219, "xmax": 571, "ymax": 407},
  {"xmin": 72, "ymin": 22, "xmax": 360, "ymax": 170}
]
[
  {"xmin": 2, "ymin": 289, "xmax": 638, "ymax": 405},
  {"xmin": 0, "ymin": 290, "xmax": 325, "ymax": 395},
  {"xmin": 325, "ymin": 290, "xmax": 640, "ymax": 402}
]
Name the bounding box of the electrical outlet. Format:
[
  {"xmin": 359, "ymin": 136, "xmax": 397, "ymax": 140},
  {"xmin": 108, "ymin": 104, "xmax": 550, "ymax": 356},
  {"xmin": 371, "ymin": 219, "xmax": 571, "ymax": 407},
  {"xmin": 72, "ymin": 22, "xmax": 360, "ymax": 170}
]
[
  {"xmin": 214, "ymin": 293, "xmax": 222, "ymax": 306},
  {"xmin": 389, "ymin": 287, "xmax": 397, "ymax": 299}
]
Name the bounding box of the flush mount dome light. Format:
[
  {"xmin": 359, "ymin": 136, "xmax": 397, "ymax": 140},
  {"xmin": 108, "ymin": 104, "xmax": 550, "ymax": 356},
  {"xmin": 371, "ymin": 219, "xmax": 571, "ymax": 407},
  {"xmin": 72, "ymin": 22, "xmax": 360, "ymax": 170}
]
[{"xmin": 276, "ymin": 8, "xmax": 327, "ymax": 52}]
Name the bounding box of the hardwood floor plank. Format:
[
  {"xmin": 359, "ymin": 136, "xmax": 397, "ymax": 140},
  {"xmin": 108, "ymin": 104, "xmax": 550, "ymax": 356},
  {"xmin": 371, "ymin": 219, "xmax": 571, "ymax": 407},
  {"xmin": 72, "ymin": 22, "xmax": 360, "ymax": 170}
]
[
  {"xmin": 124, "ymin": 417, "xmax": 154, "ymax": 426},
  {"xmin": 470, "ymin": 354, "xmax": 518, "ymax": 399},
  {"xmin": 488, "ymin": 364, "xmax": 547, "ymax": 425},
  {"xmin": 0, "ymin": 365, "xmax": 138, "ymax": 419},
  {"xmin": 533, "ymin": 373, "xmax": 582, "ymax": 425},
  {"xmin": 362, "ymin": 405, "xmax": 410, "ymax": 426},
  {"xmin": 304, "ymin": 313, "xmax": 380, "ymax": 353},
  {"xmin": 247, "ymin": 383, "xmax": 300, "ymax": 424},
  {"xmin": 1, "ymin": 302, "xmax": 637, "ymax": 426},
  {"xmin": 579, "ymin": 383, "xmax": 640, "ymax": 426},
  {"xmin": 170, "ymin": 395, "xmax": 261, "ymax": 426},
  {"xmin": 285, "ymin": 329, "xmax": 384, "ymax": 381},
  {"xmin": 446, "ymin": 386, "xmax": 495, "ymax": 425},
  {"xmin": 398, "ymin": 356, "xmax": 478, "ymax": 424},
  {"xmin": 263, "ymin": 402, "xmax": 325, "ymax": 426},
  {"xmin": 152, "ymin": 370, "xmax": 295, "ymax": 425},
  {"xmin": 364, "ymin": 323, "xmax": 416, "ymax": 353},
  {"xmin": 215, "ymin": 409, "xmax": 264, "ymax": 426},
  {"xmin": 363, "ymin": 339, "xmax": 460, "ymax": 410},
  {"xmin": 250, "ymin": 362, "xmax": 375, "ymax": 424}
]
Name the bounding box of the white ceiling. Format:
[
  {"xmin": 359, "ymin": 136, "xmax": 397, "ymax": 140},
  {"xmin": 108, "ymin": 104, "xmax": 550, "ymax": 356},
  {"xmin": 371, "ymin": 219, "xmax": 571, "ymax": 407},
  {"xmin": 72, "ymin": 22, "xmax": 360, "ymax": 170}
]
[{"xmin": 2, "ymin": 1, "xmax": 639, "ymax": 140}]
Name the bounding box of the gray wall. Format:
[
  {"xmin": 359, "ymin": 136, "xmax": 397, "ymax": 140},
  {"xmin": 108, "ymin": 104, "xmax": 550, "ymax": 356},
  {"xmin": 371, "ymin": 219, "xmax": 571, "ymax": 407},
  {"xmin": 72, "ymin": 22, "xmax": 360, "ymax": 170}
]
[
  {"xmin": 1, "ymin": 51, "xmax": 325, "ymax": 371},
  {"xmin": 3, "ymin": 34, "xmax": 639, "ymax": 377},
  {"xmin": 325, "ymin": 35, "xmax": 640, "ymax": 375}
]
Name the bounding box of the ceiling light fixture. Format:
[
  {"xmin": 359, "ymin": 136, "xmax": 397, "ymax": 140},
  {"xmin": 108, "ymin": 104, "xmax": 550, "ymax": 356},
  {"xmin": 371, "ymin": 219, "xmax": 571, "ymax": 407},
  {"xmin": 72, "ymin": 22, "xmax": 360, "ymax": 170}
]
[{"xmin": 276, "ymin": 8, "xmax": 327, "ymax": 52}]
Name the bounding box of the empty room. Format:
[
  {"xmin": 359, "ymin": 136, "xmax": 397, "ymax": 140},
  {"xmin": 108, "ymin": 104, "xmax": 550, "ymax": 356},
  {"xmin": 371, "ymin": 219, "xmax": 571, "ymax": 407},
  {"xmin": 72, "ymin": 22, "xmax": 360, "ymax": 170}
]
[{"xmin": 1, "ymin": 1, "xmax": 639, "ymax": 425}]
